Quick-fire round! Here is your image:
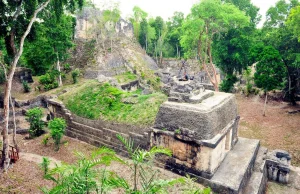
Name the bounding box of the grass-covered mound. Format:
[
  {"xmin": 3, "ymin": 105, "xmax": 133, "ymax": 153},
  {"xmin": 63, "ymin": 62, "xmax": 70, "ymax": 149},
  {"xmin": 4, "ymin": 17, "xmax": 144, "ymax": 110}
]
[{"xmin": 59, "ymin": 81, "xmax": 167, "ymax": 126}]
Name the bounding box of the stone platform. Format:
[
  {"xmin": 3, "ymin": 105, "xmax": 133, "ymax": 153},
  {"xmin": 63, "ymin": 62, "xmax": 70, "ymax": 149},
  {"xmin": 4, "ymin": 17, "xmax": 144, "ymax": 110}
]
[{"xmin": 209, "ymin": 137, "xmax": 260, "ymax": 193}]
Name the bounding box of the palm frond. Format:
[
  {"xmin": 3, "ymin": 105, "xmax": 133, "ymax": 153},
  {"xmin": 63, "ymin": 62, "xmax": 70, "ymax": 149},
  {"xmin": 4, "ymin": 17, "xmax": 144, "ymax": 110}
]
[{"xmin": 116, "ymin": 134, "xmax": 134, "ymax": 156}]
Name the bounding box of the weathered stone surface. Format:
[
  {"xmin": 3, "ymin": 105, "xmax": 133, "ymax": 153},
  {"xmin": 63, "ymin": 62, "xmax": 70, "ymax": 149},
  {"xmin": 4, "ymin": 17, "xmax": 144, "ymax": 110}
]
[
  {"xmin": 154, "ymin": 92, "xmax": 237, "ymax": 140},
  {"xmin": 210, "ymin": 138, "xmax": 260, "ymax": 193},
  {"xmin": 14, "ymin": 67, "xmax": 33, "ymax": 83},
  {"xmin": 265, "ymin": 149, "xmax": 292, "ymax": 184}
]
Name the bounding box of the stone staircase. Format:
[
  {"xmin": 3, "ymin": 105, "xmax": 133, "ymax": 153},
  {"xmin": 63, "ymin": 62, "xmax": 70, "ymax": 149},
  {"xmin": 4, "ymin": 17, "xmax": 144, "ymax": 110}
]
[{"xmin": 202, "ymin": 137, "xmax": 268, "ymax": 194}]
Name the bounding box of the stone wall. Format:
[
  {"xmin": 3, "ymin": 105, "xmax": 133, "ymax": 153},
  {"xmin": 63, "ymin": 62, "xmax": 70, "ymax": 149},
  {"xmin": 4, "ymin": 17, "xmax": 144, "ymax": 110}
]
[{"xmin": 47, "ymin": 99, "xmax": 149, "ymax": 152}]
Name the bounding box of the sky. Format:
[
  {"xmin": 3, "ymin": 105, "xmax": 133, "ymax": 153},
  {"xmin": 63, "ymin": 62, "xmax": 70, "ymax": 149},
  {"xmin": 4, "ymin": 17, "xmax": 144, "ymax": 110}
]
[{"xmin": 94, "ymin": 0, "xmax": 277, "ymax": 27}]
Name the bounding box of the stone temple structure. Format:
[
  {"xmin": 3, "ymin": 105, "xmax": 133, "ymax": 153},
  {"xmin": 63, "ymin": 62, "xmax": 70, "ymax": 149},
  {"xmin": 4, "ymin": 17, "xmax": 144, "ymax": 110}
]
[
  {"xmin": 43, "ymin": 76, "xmax": 296, "ymax": 194},
  {"xmin": 150, "ymin": 79, "xmax": 292, "ymax": 194}
]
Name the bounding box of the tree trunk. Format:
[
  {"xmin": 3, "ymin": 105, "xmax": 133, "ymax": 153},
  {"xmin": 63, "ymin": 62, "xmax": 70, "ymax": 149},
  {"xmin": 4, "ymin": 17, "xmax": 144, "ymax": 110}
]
[
  {"xmin": 176, "ymin": 44, "xmax": 179, "ymax": 59},
  {"xmin": 2, "ymin": 0, "xmax": 51, "ymax": 171},
  {"xmin": 263, "ymin": 92, "xmax": 268, "ymax": 116},
  {"xmin": 282, "ymin": 59, "xmax": 296, "ymax": 106},
  {"xmin": 145, "ymin": 35, "xmax": 148, "ymax": 52},
  {"xmin": 160, "ymin": 50, "xmax": 163, "ymax": 65},
  {"xmin": 56, "ymin": 52, "xmax": 62, "ymax": 86},
  {"xmin": 207, "ymin": 41, "xmax": 219, "ymax": 91},
  {"xmin": 9, "ymin": 95, "xmax": 18, "ymax": 152}
]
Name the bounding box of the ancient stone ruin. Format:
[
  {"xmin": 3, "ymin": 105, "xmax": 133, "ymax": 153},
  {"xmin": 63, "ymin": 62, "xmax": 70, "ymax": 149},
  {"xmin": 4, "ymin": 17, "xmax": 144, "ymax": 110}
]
[
  {"xmin": 38, "ymin": 78, "xmax": 297, "ymax": 194},
  {"xmin": 150, "ymin": 80, "xmax": 293, "ymax": 194}
]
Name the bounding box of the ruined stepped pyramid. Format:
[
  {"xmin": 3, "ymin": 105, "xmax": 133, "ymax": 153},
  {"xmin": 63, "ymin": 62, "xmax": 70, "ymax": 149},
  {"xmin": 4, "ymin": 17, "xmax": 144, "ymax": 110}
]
[{"xmin": 72, "ymin": 8, "xmax": 159, "ymax": 85}]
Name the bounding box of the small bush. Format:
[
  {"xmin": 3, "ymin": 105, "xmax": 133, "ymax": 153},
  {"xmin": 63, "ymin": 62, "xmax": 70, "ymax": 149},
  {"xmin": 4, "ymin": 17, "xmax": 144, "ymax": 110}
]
[
  {"xmin": 71, "ymin": 69, "xmax": 80, "ymax": 84},
  {"xmin": 39, "ymin": 70, "xmax": 60, "ymax": 91},
  {"xmin": 63, "ymin": 63, "xmax": 71, "ymax": 73},
  {"xmin": 220, "ymin": 74, "xmax": 238, "ymax": 93},
  {"xmin": 42, "ymin": 134, "xmax": 50, "ymax": 146},
  {"xmin": 22, "ymin": 81, "xmax": 31, "ymax": 93},
  {"xmin": 26, "ymin": 107, "xmax": 44, "ymax": 138},
  {"xmin": 40, "ymin": 157, "xmax": 50, "ymax": 177},
  {"xmin": 48, "ymin": 118, "xmax": 66, "ymax": 151}
]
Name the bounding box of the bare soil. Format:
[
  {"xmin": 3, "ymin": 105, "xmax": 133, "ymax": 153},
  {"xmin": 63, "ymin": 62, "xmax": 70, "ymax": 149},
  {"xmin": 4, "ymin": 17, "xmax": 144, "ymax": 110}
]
[{"xmin": 237, "ymin": 94, "xmax": 300, "ymax": 166}]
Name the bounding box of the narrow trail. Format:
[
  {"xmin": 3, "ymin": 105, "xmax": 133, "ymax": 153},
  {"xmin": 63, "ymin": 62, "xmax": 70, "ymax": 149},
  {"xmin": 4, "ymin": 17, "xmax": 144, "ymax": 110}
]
[{"xmin": 20, "ymin": 152, "xmax": 62, "ymax": 169}]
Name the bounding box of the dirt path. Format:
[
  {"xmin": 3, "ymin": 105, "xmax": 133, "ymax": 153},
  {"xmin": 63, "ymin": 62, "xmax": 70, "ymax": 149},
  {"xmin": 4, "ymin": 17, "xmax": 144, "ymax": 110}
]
[{"xmin": 20, "ymin": 152, "xmax": 61, "ymax": 169}]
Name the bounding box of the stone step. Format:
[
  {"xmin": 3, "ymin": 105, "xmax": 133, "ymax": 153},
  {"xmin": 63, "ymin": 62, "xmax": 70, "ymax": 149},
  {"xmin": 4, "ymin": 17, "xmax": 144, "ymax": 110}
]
[
  {"xmin": 209, "ymin": 137, "xmax": 260, "ymax": 194},
  {"xmin": 67, "ymin": 127, "xmax": 125, "ymax": 150},
  {"xmin": 66, "ymin": 129, "xmax": 127, "ymax": 155},
  {"xmin": 242, "ymin": 146, "xmax": 268, "ymax": 194},
  {"xmin": 243, "ymin": 172, "xmax": 267, "ymax": 194}
]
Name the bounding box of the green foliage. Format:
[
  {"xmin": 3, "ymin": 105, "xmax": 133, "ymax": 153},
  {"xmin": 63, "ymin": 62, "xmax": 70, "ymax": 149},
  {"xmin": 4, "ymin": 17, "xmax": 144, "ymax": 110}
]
[
  {"xmin": 62, "ymin": 82, "xmax": 167, "ymax": 125},
  {"xmin": 254, "ymin": 46, "xmax": 286, "ymax": 92},
  {"xmin": 181, "ymin": 0, "xmax": 250, "ymax": 61},
  {"xmin": 22, "ymin": 81, "xmax": 31, "ymax": 93},
  {"xmin": 261, "ymin": 0, "xmax": 300, "ymax": 104},
  {"xmin": 243, "ymin": 67, "xmax": 254, "ymax": 96},
  {"xmin": 43, "ymin": 147, "xmax": 121, "ymax": 194},
  {"xmin": 115, "ymin": 134, "xmax": 182, "ymax": 193},
  {"xmin": 220, "ymin": 74, "xmax": 238, "ymax": 93},
  {"xmin": 48, "ymin": 118, "xmax": 66, "ymax": 151},
  {"xmin": 39, "ymin": 70, "xmax": 59, "ymax": 91},
  {"xmin": 26, "ymin": 107, "xmax": 44, "ymax": 138},
  {"xmin": 43, "ymin": 135, "xmax": 209, "ymax": 193},
  {"xmin": 0, "ymin": 67, "xmax": 5, "ymax": 84},
  {"xmin": 39, "ymin": 157, "xmax": 50, "ymax": 177},
  {"xmin": 175, "ymin": 129, "xmax": 181, "ymax": 134},
  {"xmin": 71, "ymin": 68, "xmax": 80, "ymax": 84},
  {"xmin": 63, "ymin": 63, "xmax": 71, "ymax": 73},
  {"xmin": 41, "ymin": 134, "xmax": 50, "ymax": 146},
  {"xmin": 287, "ymin": 6, "xmax": 300, "ymax": 41},
  {"xmin": 114, "ymin": 71, "xmax": 137, "ymax": 83}
]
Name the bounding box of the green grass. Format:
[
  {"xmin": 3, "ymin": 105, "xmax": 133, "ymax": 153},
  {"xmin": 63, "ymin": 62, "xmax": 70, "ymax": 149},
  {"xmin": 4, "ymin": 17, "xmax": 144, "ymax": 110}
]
[
  {"xmin": 59, "ymin": 81, "xmax": 167, "ymax": 126},
  {"xmin": 114, "ymin": 71, "xmax": 137, "ymax": 84}
]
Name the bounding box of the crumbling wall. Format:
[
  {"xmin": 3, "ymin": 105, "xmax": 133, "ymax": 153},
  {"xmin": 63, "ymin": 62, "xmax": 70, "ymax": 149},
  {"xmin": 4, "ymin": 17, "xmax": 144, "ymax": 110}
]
[{"xmin": 47, "ymin": 99, "xmax": 149, "ymax": 152}]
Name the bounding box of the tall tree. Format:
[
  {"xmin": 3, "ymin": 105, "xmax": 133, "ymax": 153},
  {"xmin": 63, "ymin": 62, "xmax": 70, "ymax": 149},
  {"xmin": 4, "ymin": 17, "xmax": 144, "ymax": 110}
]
[
  {"xmin": 262, "ymin": 0, "xmax": 300, "ymax": 105},
  {"xmin": 214, "ymin": 0, "xmax": 260, "ymax": 91},
  {"xmin": 180, "ymin": 0, "xmax": 249, "ymax": 91},
  {"xmin": 287, "ymin": 6, "xmax": 300, "ymax": 41},
  {"xmin": 166, "ymin": 12, "xmax": 185, "ymax": 58},
  {"xmin": 24, "ymin": 14, "xmax": 75, "ymax": 80},
  {"xmin": 0, "ymin": 0, "xmax": 82, "ymax": 171},
  {"xmin": 130, "ymin": 6, "xmax": 148, "ymax": 40},
  {"xmin": 253, "ymin": 46, "xmax": 286, "ymax": 116},
  {"xmin": 102, "ymin": 2, "xmax": 121, "ymax": 52}
]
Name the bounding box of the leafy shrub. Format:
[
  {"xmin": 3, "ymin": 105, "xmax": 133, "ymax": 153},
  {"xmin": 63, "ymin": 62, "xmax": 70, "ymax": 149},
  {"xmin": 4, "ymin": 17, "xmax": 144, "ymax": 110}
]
[
  {"xmin": 22, "ymin": 81, "xmax": 31, "ymax": 93},
  {"xmin": 39, "ymin": 70, "xmax": 60, "ymax": 91},
  {"xmin": 61, "ymin": 73, "xmax": 66, "ymax": 80},
  {"xmin": 0, "ymin": 67, "xmax": 5, "ymax": 84},
  {"xmin": 48, "ymin": 118, "xmax": 66, "ymax": 151},
  {"xmin": 40, "ymin": 157, "xmax": 50, "ymax": 177},
  {"xmin": 71, "ymin": 69, "xmax": 80, "ymax": 84},
  {"xmin": 220, "ymin": 74, "xmax": 238, "ymax": 93},
  {"xmin": 26, "ymin": 107, "xmax": 44, "ymax": 138},
  {"xmin": 63, "ymin": 63, "xmax": 71, "ymax": 73}
]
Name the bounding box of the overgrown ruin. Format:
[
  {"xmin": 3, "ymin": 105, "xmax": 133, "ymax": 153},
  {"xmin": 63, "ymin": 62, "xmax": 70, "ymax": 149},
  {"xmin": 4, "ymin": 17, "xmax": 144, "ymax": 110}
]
[{"xmin": 41, "ymin": 77, "xmax": 299, "ymax": 194}]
